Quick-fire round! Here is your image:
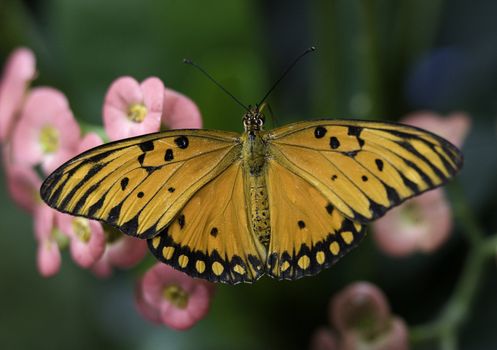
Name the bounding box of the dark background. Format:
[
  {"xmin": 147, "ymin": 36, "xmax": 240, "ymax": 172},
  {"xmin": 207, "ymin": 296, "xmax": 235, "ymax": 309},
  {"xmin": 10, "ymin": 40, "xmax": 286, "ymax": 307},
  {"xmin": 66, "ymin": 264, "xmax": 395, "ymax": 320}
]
[{"xmin": 1, "ymin": 0, "xmax": 497, "ymax": 349}]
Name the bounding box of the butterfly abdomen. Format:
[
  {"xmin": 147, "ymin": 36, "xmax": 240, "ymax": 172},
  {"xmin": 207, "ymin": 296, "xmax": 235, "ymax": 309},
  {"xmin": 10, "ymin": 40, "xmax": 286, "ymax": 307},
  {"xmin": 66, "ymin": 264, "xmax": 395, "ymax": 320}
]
[{"xmin": 242, "ymin": 131, "xmax": 271, "ymax": 248}]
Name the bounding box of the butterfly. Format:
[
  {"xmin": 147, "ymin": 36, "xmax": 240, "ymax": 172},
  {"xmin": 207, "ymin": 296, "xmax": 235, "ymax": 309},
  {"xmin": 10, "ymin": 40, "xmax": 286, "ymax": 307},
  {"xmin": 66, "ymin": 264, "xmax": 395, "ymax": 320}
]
[{"xmin": 40, "ymin": 107, "xmax": 463, "ymax": 284}]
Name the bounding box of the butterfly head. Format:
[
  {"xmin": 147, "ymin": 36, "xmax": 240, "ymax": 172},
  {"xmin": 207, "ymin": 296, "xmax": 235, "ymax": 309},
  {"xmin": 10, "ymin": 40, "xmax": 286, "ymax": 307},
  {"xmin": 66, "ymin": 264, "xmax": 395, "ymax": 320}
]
[{"xmin": 243, "ymin": 105, "xmax": 265, "ymax": 132}]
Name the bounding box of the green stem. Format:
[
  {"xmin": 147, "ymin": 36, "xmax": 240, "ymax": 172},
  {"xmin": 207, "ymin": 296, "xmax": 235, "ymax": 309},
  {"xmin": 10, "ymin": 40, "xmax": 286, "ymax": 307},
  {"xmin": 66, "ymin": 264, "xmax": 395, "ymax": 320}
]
[
  {"xmin": 409, "ymin": 179, "xmax": 497, "ymax": 350},
  {"xmin": 448, "ymin": 181, "xmax": 485, "ymax": 246},
  {"xmin": 410, "ymin": 235, "xmax": 497, "ymax": 345}
]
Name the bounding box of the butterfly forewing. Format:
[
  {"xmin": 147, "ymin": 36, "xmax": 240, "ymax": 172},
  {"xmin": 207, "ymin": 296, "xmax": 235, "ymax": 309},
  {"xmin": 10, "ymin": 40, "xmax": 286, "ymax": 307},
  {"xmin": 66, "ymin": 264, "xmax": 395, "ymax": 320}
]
[
  {"xmin": 41, "ymin": 130, "xmax": 241, "ymax": 238},
  {"xmin": 266, "ymin": 120, "xmax": 463, "ymax": 223}
]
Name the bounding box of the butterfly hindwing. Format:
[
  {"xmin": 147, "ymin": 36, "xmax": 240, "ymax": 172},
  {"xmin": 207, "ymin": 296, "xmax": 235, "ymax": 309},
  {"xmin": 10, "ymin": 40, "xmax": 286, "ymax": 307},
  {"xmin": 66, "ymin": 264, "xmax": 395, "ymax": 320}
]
[
  {"xmin": 148, "ymin": 161, "xmax": 267, "ymax": 284},
  {"xmin": 266, "ymin": 161, "xmax": 366, "ymax": 280},
  {"xmin": 41, "ymin": 130, "xmax": 241, "ymax": 239},
  {"xmin": 266, "ymin": 120, "xmax": 463, "ymax": 223}
]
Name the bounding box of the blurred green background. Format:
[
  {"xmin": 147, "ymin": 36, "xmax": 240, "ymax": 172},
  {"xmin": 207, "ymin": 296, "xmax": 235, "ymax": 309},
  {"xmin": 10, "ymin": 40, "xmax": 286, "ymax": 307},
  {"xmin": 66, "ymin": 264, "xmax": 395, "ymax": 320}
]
[{"xmin": 1, "ymin": 0, "xmax": 497, "ymax": 349}]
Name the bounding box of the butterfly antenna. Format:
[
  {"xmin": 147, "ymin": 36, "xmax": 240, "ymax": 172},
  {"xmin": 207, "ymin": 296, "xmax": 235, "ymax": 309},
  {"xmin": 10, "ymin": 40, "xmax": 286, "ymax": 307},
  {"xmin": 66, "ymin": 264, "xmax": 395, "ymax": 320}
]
[
  {"xmin": 257, "ymin": 46, "xmax": 316, "ymax": 109},
  {"xmin": 183, "ymin": 58, "xmax": 250, "ymax": 112}
]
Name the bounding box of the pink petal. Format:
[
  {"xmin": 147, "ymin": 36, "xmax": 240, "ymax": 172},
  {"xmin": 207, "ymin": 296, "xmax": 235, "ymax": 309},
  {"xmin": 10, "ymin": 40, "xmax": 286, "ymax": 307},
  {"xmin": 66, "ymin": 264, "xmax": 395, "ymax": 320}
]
[
  {"xmin": 91, "ymin": 255, "xmax": 113, "ymax": 278},
  {"xmin": 373, "ymin": 189, "xmax": 452, "ymax": 256},
  {"xmin": 160, "ymin": 302, "xmax": 199, "ymax": 331},
  {"xmin": 0, "ymin": 47, "xmax": 36, "ymax": 142},
  {"xmin": 134, "ymin": 278, "xmax": 162, "ymax": 324},
  {"xmin": 37, "ymin": 239, "xmax": 62, "ymax": 277},
  {"xmin": 5, "ymin": 162, "xmax": 42, "ymax": 213},
  {"xmin": 78, "ymin": 132, "xmax": 103, "ymax": 153},
  {"xmin": 34, "ymin": 204, "xmax": 56, "ymax": 241},
  {"xmin": 139, "ymin": 77, "xmax": 164, "ymax": 129},
  {"xmin": 103, "ymin": 76, "xmax": 163, "ymax": 141},
  {"xmin": 106, "ymin": 236, "xmax": 147, "ymax": 268},
  {"xmin": 88, "ymin": 220, "xmax": 106, "ymax": 260},
  {"xmin": 162, "ymin": 88, "xmax": 202, "ymax": 129},
  {"xmin": 11, "ymin": 87, "xmax": 80, "ymax": 170},
  {"xmin": 91, "ymin": 235, "xmax": 146, "ymax": 277},
  {"xmin": 402, "ymin": 111, "xmax": 471, "ymax": 148},
  {"xmin": 33, "ymin": 204, "xmax": 61, "ymax": 277}
]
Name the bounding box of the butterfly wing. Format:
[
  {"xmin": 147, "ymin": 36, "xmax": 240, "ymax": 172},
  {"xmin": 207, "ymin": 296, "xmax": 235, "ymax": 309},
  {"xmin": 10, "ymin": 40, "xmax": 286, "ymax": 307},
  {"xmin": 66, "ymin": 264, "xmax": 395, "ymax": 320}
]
[
  {"xmin": 266, "ymin": 160, "xmax": 366, "ymax": 280},
  {"xmin": 148, "ymin": 160, "xmax": 267, "ymax": 284},
  {"xmin": 266, "ymin": 119, "xmax": 463, "ymax": 223},
  {"xmin": 41, "ymin": 130, "xmax": 242, "ymax": 239}
]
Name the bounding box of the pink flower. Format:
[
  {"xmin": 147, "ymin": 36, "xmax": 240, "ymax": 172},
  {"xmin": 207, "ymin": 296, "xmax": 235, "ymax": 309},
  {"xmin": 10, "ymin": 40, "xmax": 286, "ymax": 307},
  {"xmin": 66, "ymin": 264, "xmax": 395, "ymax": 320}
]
[
  {"xmin": 372, "ymin": 111, "xmax": 471, "ymax": 256},
  {"xmin": 92, "ymin": 234, "xmax": 147, "ymax": 278},
  {"xmin": 34, "ymin": 204, "xmax": 67, "ymax": 277},
  {"xmin": 326, "ymin": 282, "xmax": 408, "ymax": 350},
  {"xmin": 11, "ymin": 87, "xmax": 80, "ymax": 175},
  {"xmin": 0, "ymin": 47, "xmax": 36, "ymax": 142},
  {"xmin": 103, "ymin": 76, "xmax": 164, "ymax": 141},
  {"xmin": 57, "ymin": 213, "xmax": 105, "ymax": 268},
  {"xmin": 373, "ymin": 190, "xmax": 452, "ymax": 256},
  {"xmin": 162, "ymin": 88, "xmax": 202, "ymax": 129},
  {"xmin": 135, "ymin": 263, "xmax": 215, "ymax": 330}
]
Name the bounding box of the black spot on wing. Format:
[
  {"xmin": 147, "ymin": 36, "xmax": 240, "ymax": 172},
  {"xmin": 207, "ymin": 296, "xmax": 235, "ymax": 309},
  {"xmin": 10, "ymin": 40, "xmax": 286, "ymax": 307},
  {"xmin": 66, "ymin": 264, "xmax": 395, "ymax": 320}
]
[
  {"xmin": 344, "ymin": 150, "xmax": 359, "ymax": 157},
  {"xmin": 297, "ymin": 220, "xmax": 306, "ymax": 229},
  {"xmin": 178, "ymin": 214, "xmax": 185, "ymax": 229},
  {"xmin": 314, "ymin": 126, "xmax": 327, "ymax": 139},
  {"xmin": 210, "ymin": 227, "xmax": 218, "ymax": 237},
  {"xmin": 330, "ymin": 136, "xmax": 340, "ymax": 149},
  {"xmin": 174, "ymin": 136, "xmax": 189, "ymax": 149},
  {"xmin": 347, "ymin": 126, "xmax": 363, "ymax": 136},
  {"xmin": 164, "ymin": 149, "xmax": 174, "ymax": 161},
  {"xmin": 375, "ymin": 159, "xmax": 384, "ymax": 171},
  {"xmin": 120, "ymin": 177, "xmax": 129, "ymax": 191},
  {"xmin": 139, "ymin": 140, "xmax": 154, "ymax": 152},
  {"xmin": 326, "ymin": 203, "xmax": 334, "ymax": 214}
]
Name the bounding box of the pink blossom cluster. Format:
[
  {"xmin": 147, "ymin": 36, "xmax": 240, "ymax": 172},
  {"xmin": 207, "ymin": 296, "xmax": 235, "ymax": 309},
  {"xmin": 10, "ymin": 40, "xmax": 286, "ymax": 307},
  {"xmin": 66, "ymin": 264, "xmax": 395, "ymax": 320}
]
[
  {"xmin": 310, "ymin": 282, "xmax": 409, "ymax": 350},
  {"xmin": 0, "ymin": 47, "xmax": 210, "ymax": 330}
]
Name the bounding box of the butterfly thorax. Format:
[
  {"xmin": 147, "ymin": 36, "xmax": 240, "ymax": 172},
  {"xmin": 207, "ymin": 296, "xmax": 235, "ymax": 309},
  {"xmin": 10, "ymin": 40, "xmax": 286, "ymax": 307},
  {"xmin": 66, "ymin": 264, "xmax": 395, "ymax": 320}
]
[{"xmin": 241, "ymin": 114, "xmax": 271, "ymax": 248}]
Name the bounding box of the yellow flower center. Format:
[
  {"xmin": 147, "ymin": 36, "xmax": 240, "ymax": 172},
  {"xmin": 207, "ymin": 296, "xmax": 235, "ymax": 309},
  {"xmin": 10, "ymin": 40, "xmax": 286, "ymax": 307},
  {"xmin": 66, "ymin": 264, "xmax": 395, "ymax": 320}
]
[
  {"xmin": 72, "ymin": 218, "xmax": 91, "ymax": 243},
  {"xmin": 51, "ymin": 228, "xmax": 69, "ymax": 249},
  {"xmin": 39, "ymin": 125, "xmax": 60, "ymax": 153},
  {"xmin": 127, "ymin": 103, "xmax": 148, "ymax": 123},
  {"xmin": 401, "ymin": 202, "xmax": 423, "ymax": 225},
  {"xmin": 163, "ymin": 284, "xmax": 189, "ymax": 309}
]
